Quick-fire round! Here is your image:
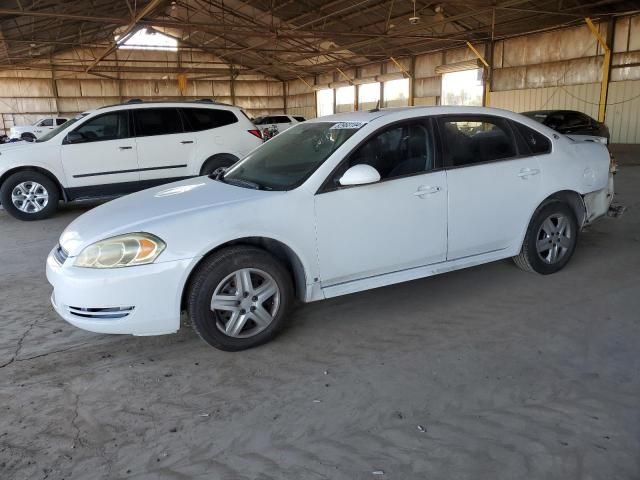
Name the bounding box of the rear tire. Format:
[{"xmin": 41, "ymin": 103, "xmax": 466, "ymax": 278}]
[
  {"xmin": 187, "ymin": 246, "xmax": 294, "ymax": 351},
  {"xmin": 0, "ymin": 171, "xmax": 60, "ymax": 221},
  {"xmin": 200, "ymin": 154, "xmax": 239, "ymax": 177},
  {"xmin": 20, "ymin": 132, "xmax": 36, "ymax": 142},
  {"xmin": 513, "ymin": 201, "xmax": 578, "ymax": 274}
]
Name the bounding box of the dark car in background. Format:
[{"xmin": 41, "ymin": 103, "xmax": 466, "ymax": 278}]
[{"xmin": 522, "ymin": 110, "xmax": 610, "ymax": 144}]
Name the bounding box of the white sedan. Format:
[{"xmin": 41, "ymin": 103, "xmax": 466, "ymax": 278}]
[{"xmin": 46, "ymin": 107, "xmax": 614, "ymax": 351}]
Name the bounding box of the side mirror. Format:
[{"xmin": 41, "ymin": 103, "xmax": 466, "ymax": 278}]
[
  {"xmin": 65, "ymin": 131, "xmax": 85, "ymax": 144},
  {"xmin": 339, "ymin": 164, "xmax": 381, "ymax": 187}
]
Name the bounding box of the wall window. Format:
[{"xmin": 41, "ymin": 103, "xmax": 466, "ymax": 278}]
[
  {"xmin": 383, "ymin": 78, "xmax": 409, "ymax": 108},
  {"xmin": 317, "ymin": 89, "xmax": 334, "ymax": 117},
  {"xmin": 358, "ymin": 82, "xmax": 380, "ymax": 111},
  {"xmin": 442, "ymin": 69, "xmax": 483, "ymax": 106},
  {"xmin": 335, "ymin": 85, "xmax": 355, "ymax": 113}
]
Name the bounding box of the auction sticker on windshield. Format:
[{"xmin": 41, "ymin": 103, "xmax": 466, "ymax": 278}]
[{"xmin": 330, "ymin": 121, "xmax": 365, "ymax": 130}]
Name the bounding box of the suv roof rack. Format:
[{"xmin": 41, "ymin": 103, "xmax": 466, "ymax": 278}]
[{"xmin": 125, "ymin": 98, "xmax": 144, "ymax": 104}]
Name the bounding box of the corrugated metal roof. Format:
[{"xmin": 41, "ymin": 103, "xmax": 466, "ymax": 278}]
[{"xmin": 0, "ymin": 0, "xmax": 637, "ymax": 79}]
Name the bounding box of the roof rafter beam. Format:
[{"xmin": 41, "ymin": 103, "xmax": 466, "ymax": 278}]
[{"xmin": 85, "ymin": 0, "xmax": 167, "ymax": 72}]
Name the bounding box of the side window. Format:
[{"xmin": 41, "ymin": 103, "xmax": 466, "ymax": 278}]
[
  {"xmin": 72, "ymin": 112, "xmax": 129, "ymax": 143},
  {"xmin": 438, "ymin": 116, "xmax": 517, "ymax": 167},
  {"xmin": 293, "ymin": 116, "xmax": 306, "ymax": 122},
  {"xmin": 56, "ymin": 118, "xmax": 68, "ymax": 126},
  {"xmin": 330, "ymin": 120, "xmax": 432, "ymax": 187},
  {"xmin": 182, "ymin": 108, "xmax": 238, "ymax": 131},
  {"xmin": 40, "ymin": 119, "xmax": 53, "ymax": 127},
  {"xmin": 273, "ymin": 116, "xmax": 290, "ymax": 123},
  {"xmin": 512, "ymin": 122, "xmax": 551, "ymax": 155},
  {"xmin": 134, "ymin": 108, "xmax": 183, "ymax": 137}
]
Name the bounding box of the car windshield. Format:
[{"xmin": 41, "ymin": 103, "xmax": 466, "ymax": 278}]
[
  {"xmin": 36, "ymin": 114, "xmax": 88, "ymax": 142},
  {"xmin": 221, "ymin": 121, "xmax": 363, "ymax": 191}
]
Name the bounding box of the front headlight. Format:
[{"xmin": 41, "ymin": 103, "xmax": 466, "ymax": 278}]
[{"xmin": 74, "ymin": 233, "xmax": 166, "ymax": 268}]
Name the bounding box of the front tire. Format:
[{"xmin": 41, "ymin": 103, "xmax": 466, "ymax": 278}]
[
  {"xmin": 187, "ymin": 246, "xmax": 294, "ymax": 351},
  {"xmin": 20, "ymin": 132, "xmax": 36, "ymax": 142},
  {"xmin": 0, "ymin": 171, "xmax": 60, "ymax": 221},
  {"xmin": 513, "ymin": 201, "xmax": 578, "ymax": 274}
]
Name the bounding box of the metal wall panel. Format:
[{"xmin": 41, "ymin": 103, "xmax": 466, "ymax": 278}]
[
  {"xmin": 606, "ymin": 80, "xmax": 640, "ymax": 144},
  {"xmin": 489, "ymin": 83, "xmax": 600, "ymax": 118}
]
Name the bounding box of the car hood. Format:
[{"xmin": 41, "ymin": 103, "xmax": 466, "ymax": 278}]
[
  {"xmin": 60, "ymin": 176, "xmax": 273, "ymax": 256},
  {"xmin": 0, "ymin": 140, "xmax": 39, "ymax": 152}
]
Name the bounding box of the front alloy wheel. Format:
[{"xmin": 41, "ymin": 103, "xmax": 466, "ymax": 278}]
[
  {"xmin": 11, "ymin": 181, "xmax": 49, "ymax": 213},
  {"xmin": 0, "ymin": 171, "xmax": 60, "ymax": 220},
  {"xmin": 211, "ymin": 268, "xmax": 280, "ymax": 338},
  {"xmin": 187, "ymin": 246, "xmax": 294, "ymax": 351}
]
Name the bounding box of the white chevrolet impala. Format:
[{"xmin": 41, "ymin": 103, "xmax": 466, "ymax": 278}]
[{"xmin": 47, "ymin": 107, "xmax": 614, "ymax": 351}]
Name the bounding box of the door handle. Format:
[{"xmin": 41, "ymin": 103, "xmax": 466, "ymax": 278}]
[
  {"xmin": 413, "ymin": 185, "xmax": 441, "ymax": 197},
  {"xmin": 119, "ymin": 146, "xmax": 133, "ymax": 150},
  {"xmin": 518, "ymin": 168, "xmax": 540, "ymax": 179},
  {"xmin": 180, "ymin": 140, "xmax": 194, "ymax": 144}
]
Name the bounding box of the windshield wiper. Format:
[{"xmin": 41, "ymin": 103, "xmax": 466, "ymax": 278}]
[{"xmin": 219, "ymin": 176, "xmax": 263, "ymax": 190}]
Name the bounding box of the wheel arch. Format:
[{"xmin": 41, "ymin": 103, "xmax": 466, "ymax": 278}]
[
  {"xmin": 0, "ymin": 166, "xmax": 67, "ymax": 201},
  {"xmin": 181, "ymin": 236, "xmax": 308, "ymax": 310},
  {"xmin": 537, "ymin": 190, "xmax": 587, "ymax": 227}
]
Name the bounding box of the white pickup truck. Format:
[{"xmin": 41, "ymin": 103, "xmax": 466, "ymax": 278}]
[{"xmin": 9, "ymin": 117, "xmax": 69, "ymax": 142}]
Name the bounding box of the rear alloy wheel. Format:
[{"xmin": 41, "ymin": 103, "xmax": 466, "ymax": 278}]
[
  {"xmin": 513, "ymin": 201, "xmax": 578, "ymax": 274},
  {"xmin": 200, "ymin": 155, "xmax": 238, "ymax": 178},
  {"xmin": 187, "ymin": 246, "xmax": 294, "ymax": 351},
  {"xmin": 0, "ymin": 171, "xmax": 60, "ymax": 220},
  {"xmin": 20, "ymin": 132, "xmax": 36, "ymax": 142}
]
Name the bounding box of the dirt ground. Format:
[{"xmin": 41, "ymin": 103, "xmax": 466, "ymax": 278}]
[{"xmin": 1, "ymin": 147, "xmax": 639, "ymax": 480}]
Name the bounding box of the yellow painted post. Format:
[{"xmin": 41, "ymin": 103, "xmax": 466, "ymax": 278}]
[
  {"xmin": 466, "ymin": 41, "xmax": 491, "ymax": 107},
  {"xmin": 585, "ymin": 17, "xmax": 611, "ymax": 123}
]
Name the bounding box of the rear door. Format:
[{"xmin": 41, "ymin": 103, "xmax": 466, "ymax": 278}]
[
  {"xmin": 438, "ymin": 115, "xmax": 543, "ymax": 260},
  {"xmin": 133, "ymin": 108, "xmax": 194, "ymax": 182}
]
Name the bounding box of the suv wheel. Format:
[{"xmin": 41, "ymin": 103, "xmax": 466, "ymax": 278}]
[
  {"xmin": 513, "ymin": 201, "xmax": 578, "ymax": 274},
  {"xmin": 0, "ymin": 171, "xmax": 60, "ymax": 220},
  {"xmin": 20, "ymin": 132, "xmax": 36, "ymax": 142},
  {"xmin": 187, "ymin": 246, "xmax": 294, "ymax": 351},
  {"xmin": 200, "ymin": 154, "xmax": 239, "ymax": 177}
]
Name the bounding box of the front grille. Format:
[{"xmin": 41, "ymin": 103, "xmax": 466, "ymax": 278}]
[
  {"xmin": 67, "ymin": 306, "xmax": 135, "ymax": 320},
  {"xmin": 53, "ymin": 244, "xmax": 69, "ymax": 265}
]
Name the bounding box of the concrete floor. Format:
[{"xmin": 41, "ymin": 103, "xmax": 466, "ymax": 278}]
[{"xmin": 1, "ymin": 148, "xmax": 639, "ymax": 480}]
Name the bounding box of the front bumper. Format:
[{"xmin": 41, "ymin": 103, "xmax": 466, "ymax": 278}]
[{"xmin": 46, "ymin": 249, "xmax": 195, "ymax": 336}]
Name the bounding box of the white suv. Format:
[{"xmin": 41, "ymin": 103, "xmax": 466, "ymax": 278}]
[
  {"xmin": 10, "ymin": 117, "xmax": 69, "ymax": 142},
  {"xmin": 254, "ymin": 114, "xmax": 305, "ymax": 135},
  {"xmin": 0, "ymin": 101, "xmax": 263, "ymax": 220}
]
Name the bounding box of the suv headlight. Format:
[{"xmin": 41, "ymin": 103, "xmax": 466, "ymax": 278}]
[{"xmin": 74, "ymin": 233, "xmax": 166, "ymax": 268}]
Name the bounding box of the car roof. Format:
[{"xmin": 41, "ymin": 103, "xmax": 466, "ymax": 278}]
[
  {"xmin": 96, "ymin": 100, "xmax": 242, "ymax": 112},
  {"xmin": 307, "ymin": 106, "xmax": 540, "ymax": 124}
]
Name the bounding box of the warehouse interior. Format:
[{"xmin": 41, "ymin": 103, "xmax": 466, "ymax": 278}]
[
  {"xmin": 0, "ymin": 1, "xmax": 639, "ymax": 141},
  {"xmin": 1, "ymin": 2, "xmax": 640, "ymax": 479}
]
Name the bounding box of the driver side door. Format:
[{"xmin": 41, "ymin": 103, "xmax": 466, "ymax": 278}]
[
  {"xmin": 314, "ymin": 119, "xmax": 447, "ymax": 293},
  {"xmin": 61, "ymin": 111, "xmax": 140, "ymax": 193}
]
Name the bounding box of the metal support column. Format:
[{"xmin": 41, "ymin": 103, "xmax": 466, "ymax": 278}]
[{"xmin": 586, "ymin": 17, "xmax": 614, "ymax": 123}]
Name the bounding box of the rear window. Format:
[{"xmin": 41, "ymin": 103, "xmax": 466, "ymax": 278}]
[
  {"xmin": 293, "ymin": 116, "xmax": 306, "ymax": 122},
  {"xmin": 181, "ymin": 108, "xmax": 238, "ymax": 132},
  {"xmin": 134, "ymin": 108, "xmax": 183, "ymax": 137},
  {"xmin": 512, "ymin": 121, "xmax": 552, "ymax": 155},
  {"xmin": 272, "ymin": 116, "xmax": 290, "ymax": 123}
]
